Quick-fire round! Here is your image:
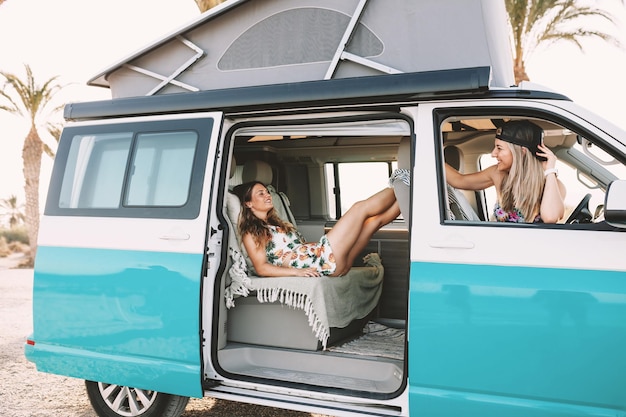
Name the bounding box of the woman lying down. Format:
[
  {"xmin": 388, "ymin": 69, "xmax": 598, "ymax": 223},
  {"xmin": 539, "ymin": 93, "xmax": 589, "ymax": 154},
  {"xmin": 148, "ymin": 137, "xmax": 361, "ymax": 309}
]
[{"xmin": 233, "ymin": 170, "xmax": 409, "ymax": 277}]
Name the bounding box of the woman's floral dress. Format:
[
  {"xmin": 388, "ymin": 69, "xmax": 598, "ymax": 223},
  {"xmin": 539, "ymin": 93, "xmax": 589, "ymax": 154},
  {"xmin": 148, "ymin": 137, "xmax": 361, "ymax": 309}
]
[
  {"xmin": 265, "ymin": 225, "xmax": 337, "ymax": 275},
  {"xmin": 493, "ymin": 202, "xmax": 542, "ymax": 223}
]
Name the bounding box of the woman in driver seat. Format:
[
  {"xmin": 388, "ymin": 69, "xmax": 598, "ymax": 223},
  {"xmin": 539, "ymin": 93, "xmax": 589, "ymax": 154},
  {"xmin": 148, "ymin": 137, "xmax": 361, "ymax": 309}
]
[{"xmin": 445, "ymin": 120, "xmax": 566, "ymax": 223}]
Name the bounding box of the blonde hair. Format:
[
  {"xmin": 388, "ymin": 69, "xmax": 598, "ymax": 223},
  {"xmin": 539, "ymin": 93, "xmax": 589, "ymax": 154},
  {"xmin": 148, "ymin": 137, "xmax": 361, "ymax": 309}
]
[{"xmin": 500, "ymin": 143, "xmax": 545, "ymax": 222}]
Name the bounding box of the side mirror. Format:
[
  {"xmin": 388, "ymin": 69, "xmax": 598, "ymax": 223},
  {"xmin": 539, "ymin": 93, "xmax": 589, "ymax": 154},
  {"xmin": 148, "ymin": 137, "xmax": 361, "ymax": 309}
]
[{"xmin": 604, "ymin": 180, "xmax": 626, "ymax": 228}]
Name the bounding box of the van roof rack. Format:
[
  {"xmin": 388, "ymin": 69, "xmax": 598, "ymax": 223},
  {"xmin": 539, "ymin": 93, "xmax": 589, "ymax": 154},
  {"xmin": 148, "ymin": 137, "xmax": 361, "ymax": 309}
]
[{"xmin": 65, "ymin": 67, "xmax": 570, "ymax": 121}]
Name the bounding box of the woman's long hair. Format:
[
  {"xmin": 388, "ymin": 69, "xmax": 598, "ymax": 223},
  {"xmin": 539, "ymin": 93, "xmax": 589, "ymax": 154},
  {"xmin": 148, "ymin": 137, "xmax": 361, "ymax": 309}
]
[
  {"xmin": 234, "ymin": 181, "xmax": 296, "ymax": 248},
  {"xmin": 500, "ymin": 143, "xmax": 545, "ymax": 222}
]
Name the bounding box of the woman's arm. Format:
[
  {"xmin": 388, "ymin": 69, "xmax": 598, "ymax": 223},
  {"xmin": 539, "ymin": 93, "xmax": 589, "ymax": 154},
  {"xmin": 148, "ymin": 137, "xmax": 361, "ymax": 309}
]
[
  {"xmin": 242, "ymin": 233, "xmax": 320, "ymax": 277},
  {"xmin": 540, "ymin": 177, "xmax": 566, "ymax": 223},
  {"xmin": 445, "ymin": 163, "xmax": 497, "ymax": 191},
  {"xmin": 538, "ymin": 144, "xmax": 566, "ymax": 223}
]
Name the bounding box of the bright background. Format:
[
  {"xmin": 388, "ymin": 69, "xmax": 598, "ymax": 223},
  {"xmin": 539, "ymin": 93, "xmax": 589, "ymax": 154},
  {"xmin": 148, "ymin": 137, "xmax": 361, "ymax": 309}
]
[{"xmin": 0, "ymin": 0, "xmax": 625, "ymax": 207}]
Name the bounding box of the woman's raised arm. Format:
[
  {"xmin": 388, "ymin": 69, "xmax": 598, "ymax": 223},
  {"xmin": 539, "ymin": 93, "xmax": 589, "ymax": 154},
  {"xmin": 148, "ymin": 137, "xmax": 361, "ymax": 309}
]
[
  {"xmin": 537, "ymin": 143, "xmax": 566, "ymax": 223},
  {"xmin": 445, "ymin": 163, "xmax": 497, "ymax": 191}
]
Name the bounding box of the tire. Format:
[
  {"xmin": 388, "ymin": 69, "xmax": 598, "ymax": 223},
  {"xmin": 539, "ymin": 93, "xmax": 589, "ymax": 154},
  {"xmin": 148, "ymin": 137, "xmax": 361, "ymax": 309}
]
[{"xmin": 85, "ymin": 380, "xmax": 189, "ymax": 417}]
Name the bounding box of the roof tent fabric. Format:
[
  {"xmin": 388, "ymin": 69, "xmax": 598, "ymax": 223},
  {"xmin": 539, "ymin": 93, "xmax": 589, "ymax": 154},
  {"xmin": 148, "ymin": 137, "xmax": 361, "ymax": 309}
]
[{"xmin": 89, "ymin": 0, "xmax": 514, "ymax": 98}]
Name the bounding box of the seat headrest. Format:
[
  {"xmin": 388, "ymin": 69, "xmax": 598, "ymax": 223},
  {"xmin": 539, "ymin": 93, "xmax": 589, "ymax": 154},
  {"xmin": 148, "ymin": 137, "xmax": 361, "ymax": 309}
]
[
  {"xmin": 444, "ymin": 146, "xmax": 462, "ymax": 171},
  {"xmin": 397, "ymin": 137, "xmax": 411, "ymax": 170},
  {"xmin": 242, "ymin": 160, "xmax": 273, "ymax": 185}
]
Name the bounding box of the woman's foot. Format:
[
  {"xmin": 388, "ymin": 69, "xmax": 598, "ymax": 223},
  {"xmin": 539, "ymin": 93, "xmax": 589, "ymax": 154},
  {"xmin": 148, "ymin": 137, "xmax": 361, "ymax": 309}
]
[{"xmin": 389, "ymin": 168, "xmax": 410, "ymax": 187}]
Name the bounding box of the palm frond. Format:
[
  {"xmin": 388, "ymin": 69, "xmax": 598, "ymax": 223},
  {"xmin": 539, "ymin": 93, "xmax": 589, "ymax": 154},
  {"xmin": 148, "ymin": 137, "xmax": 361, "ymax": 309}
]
[
  {"xmin": 0, "ymin": 64, "xmax": 65, "ymax": 126},
  {"xmin": 0, "ymin": 88, "xmax": 22, "ymax": 115},
  {"xmin": 42, "ymin": 143, "xmax": 56, "ymax": 158},
  {"xmin": 506, "ymin": 0, "xmax": 624, "ymax": 77},
  {"xmin": 44, "ymin": 121, "xmax": 63, "ymax": 157}
]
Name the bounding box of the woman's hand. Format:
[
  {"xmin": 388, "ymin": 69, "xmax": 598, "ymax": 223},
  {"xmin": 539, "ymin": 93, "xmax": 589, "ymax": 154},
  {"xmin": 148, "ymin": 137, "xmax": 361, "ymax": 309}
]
[
  {"xmin": 292, "ymin": 267, "xmax": 321, "ymax": 278},
  {"xmin": 537, "ymin": 143, "xmax": 557, "ymax": 170}
]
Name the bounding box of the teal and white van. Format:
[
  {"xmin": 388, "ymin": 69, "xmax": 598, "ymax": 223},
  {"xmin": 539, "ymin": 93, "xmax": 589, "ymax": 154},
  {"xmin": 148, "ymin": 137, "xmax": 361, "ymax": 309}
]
[{"xmin": 25, "ymin": 0, "xmax": 626, "ymax": 416}]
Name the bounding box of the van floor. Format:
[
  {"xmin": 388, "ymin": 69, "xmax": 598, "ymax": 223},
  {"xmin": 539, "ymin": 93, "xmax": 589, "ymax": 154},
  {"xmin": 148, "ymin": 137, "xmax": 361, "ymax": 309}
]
[{"xmin": 218, "ymin": 344, "xmax": 404, "ymax": 393}]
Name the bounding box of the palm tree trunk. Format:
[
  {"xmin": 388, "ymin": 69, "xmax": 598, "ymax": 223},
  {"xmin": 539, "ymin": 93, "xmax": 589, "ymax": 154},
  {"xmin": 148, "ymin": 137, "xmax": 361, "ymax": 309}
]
[
  {"xmin": 513, "ymin": 51, "xmax": 530, "ymax": 86},
  {"xmin": 22, "ymin": 125, "xmax": 43, "ymax": 262}
]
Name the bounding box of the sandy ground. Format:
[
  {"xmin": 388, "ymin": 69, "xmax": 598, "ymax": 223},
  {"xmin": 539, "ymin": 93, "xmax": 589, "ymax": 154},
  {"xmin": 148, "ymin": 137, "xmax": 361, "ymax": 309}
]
[{"xmin": 0, "ymin": 256, "xmax": 327, "ymax": 417}]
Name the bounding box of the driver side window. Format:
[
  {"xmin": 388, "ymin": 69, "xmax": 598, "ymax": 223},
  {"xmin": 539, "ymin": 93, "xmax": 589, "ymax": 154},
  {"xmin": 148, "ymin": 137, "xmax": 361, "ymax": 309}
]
[{"xmin": 441, "ymin": 112, "xmax": 626, "ymax": 228}]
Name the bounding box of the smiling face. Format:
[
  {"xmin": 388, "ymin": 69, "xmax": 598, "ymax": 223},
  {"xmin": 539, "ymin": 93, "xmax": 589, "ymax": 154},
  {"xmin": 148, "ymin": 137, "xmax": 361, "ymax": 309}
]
[
  {"xmin": 245, "ymin": 183, "xmax": 274, "ymax": 218},
  {"xmin": 491, "ymin": 139, "xmax": 514, "ymax": 172}
]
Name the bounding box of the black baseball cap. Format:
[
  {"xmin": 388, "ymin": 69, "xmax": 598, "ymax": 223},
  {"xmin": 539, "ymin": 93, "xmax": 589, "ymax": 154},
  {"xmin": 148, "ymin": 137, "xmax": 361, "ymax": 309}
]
[{"xmin": 495, "ymin": 120, "xmax": 546, "ymax": 161}]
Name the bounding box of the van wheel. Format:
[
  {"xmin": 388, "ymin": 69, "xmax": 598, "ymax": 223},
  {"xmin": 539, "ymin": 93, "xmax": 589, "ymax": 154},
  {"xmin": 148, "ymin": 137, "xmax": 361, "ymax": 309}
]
[{"xmin": 85, "ymin": 380, "xmax": 189, "ymax": 417}]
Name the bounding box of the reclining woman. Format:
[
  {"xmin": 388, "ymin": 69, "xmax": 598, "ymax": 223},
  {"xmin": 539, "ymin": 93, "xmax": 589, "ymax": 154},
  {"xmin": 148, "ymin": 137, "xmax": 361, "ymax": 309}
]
[
  {"xmin": 445, "ymin": 120, "xmax": 566, "ymax": 223},
  {"xmin": 233, "ymin": 171, "xmax": 409, "ymax": 277}
]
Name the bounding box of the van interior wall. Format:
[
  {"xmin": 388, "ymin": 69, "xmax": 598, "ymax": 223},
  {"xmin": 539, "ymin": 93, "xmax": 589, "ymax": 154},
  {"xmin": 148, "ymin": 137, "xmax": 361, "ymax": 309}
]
[{"xmin": 283, "ymin": 164, "xmax": 310, "ymax": 219}]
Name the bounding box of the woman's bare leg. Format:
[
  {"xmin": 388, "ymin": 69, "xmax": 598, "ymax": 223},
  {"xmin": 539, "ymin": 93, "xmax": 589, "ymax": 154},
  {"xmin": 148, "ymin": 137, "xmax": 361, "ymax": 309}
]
[
  {"xmin": 326, "ymin": 188, "xmax": 397, "ymax": 273},
  {"xmin": 332, "ymin": 201, "xmax": 400, "ymax": 276},
  {"xmin": 346, "ymin": 202, "xmax": 400, "ymax": 269}
]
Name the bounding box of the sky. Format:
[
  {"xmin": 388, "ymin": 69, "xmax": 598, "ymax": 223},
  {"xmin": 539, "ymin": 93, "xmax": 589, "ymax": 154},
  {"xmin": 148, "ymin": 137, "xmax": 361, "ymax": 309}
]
[
  {"xmin": 0, "ymin": 0, "xmax": 200, "ymax": 210},
  {"xmin": 0, "ymin": 0, "xmax": 625, "ymax": 210}
]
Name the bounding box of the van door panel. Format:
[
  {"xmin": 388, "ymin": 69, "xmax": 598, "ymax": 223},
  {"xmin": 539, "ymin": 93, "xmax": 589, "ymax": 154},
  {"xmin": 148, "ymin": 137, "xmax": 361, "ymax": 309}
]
[
  {"xmin": 409, "ymin": 261, "xmax": 626, "ymax": 416},
  {"xmin": 407, "ymin": 103, "xmax": 626, "ymax": 415},
  {"xmin": 27, "ymin": 113, "xmax": 222, "ymax": 398},
  {"xmin": 33, "ymin": 246, "xmax": 203, "ymax": 397}
]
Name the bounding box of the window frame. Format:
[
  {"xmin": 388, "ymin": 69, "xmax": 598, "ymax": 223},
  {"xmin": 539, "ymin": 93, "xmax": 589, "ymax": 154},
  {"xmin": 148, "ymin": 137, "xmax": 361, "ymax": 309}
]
[
  {"xmin": 45, "ymin": 117, "xmax": 213, "ymax": 219},
  {"xmin": 435, "ymin": 106, "xmax": 626, "ymax": 229},
  {"xmin": 325, "ymin": 160, "xmax": 396, "ymax": 219}
]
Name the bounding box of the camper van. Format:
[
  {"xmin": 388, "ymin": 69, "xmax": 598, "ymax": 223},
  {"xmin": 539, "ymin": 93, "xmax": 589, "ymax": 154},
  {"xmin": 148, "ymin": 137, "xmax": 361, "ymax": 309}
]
[{"xmin": 25, "ymin": 0, "xmax": 626, "ymax": 416}]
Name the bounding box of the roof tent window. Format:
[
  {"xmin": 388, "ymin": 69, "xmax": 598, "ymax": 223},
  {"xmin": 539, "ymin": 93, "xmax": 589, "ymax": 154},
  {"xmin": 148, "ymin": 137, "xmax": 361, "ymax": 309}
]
[{"xmin": 218, "ymin": 7, "xmax": 383, "ymax": 70}]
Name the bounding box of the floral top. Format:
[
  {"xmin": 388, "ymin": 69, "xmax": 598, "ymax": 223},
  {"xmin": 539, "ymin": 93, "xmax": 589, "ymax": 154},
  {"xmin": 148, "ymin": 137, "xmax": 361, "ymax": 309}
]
[
  {"xmin": 266, "ymin": 225, "xmax": 337, "ymax": 275},
  {"xmin": 493, "ymin": 202, "xmax": 542, "ymax": 223}
]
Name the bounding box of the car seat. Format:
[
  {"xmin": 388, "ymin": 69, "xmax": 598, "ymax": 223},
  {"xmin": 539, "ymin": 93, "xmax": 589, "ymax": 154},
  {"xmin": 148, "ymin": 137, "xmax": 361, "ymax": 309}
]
[
  {"xmin": 241, "ymin": 160, "xmax": 297, "ymax": 226},
  {"xmin": 444, "ymin": 146, "xmax": 481, "ymax": 221},
  {"xmin": 223, "ymin": 157, "xmax": 383, "ymax": 350}
]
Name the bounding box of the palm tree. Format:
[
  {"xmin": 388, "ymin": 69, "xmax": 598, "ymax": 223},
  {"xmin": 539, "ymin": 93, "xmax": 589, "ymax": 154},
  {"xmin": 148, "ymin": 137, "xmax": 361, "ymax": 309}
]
[
  {"xmin": 194, "ymin": 0, "xmax": 225, "ymax": 13},
  {"xmin": 0, "ymin": 65, "xmax": 64, "ymax": 262},
  {"xmin": 506, "ymin": 0, "xmax": 623, "ymax": 85},
  {"xmin": 0, "ymin": 195, "xmax": 25, "ymax": 229}
]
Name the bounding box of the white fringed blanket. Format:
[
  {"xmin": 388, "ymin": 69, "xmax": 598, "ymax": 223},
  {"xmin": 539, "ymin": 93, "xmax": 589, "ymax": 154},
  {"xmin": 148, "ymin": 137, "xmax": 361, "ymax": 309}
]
[{"xmin": 225, "ymin": 251, "xmax": 384, "ymax": 349}]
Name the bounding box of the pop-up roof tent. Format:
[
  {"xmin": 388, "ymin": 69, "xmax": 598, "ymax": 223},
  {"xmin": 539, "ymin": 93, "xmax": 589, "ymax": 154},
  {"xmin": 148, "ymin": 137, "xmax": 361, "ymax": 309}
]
[{"xmin": 89, "ymin": 0, "xmax": 515, "ymax": 98}]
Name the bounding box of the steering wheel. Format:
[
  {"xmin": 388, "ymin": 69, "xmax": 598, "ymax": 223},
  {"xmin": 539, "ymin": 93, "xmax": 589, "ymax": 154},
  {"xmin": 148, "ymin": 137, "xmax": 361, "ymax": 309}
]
[{"xmin": 565, "ymin": 193, "xmax": 593, "ymax": 224}]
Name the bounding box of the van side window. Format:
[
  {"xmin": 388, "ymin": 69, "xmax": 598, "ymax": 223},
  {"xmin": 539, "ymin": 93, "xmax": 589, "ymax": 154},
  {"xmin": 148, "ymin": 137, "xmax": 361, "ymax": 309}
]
[
  {"xmin": 60, "ymin": 133, "xmax": 133, "ymax": 209},
  {"xmin": 125, "ymin": 132, "xmax": 197, "ymax": 207},
  {"xmin": 48, "ymin": 117, "xmax": 212, "ymax": 219},
  {"xmin": 325, "ymin": 161, "xmax": 395, "ymax": 219},
  {"xmin": 440, "ymin": 112, "xmax": 626, "ymax": 228},
  {"xmin": 59, "ymin": 131, "xmax": 198, "ymax": 209}
]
